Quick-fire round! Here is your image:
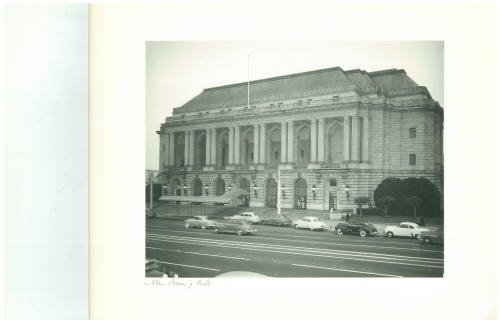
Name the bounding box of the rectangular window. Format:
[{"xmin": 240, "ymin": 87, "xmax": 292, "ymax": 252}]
[
  {"xmin": 298, "ymin": 100, "xmax": 303, "ymax": 106},
  {"xmin": 332, "ymin": 96, "xmax": 340, "ymax": 102},
  {"xmin": 409, "ymin": 127, "xmax": 416, "ymax": 138},
  {"xmin": 306, "ymin": 99, "xmax": 312, "ymax": 105},
  {"xmin": 409, "ymin": 154, "xmax": 416, "ymax": 165}
]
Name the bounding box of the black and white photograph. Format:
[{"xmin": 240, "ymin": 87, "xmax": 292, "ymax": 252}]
[{"xmin": 145, "ymin": 41, "xmax": 444, "ymax": 278}]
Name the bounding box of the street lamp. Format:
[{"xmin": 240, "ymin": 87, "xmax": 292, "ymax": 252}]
[
  {"xmin": 253, "ymin": 184, "xmax": 258, "ymax": 198},
  {"xmin": 345, "ymin": 184, "xmax": 350, "ymax": 200},
  {"xmin": 228, "ymin": 184, "xmax": 232, "ymax": 191},
  {"xmin": 204, "ymin": 183, "xmax": 209, "ymax": 196},
  {"xmin": 312, "ymin": 184, "xmax": 317, "ymax": 200},
  {"xmin": 183, "ymin": 184, "xmax": 187, "ymax": 195},
  {"xmin": 281, "ymin": 183, "xmax": 286, "ymax": 199}
]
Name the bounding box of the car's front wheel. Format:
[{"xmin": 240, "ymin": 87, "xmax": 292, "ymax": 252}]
[
  {"xmin": 185, "ymin": 223, "xmax": 190, "ymax": 229},
  {"xmin": 294, "ymin": 224, "xmax": 299, "ymax": 229},
  {"xmin": 336, "ymin": 229, "xmax": 343, "ymax": 235},
  {"xmin": 359, "ymin": 229, "xmax": 367, "ymax": 237},
  {"xmin": 201, "ymin": 225, "xmax": 206, "ymax": 230},
  {"xmin": 386, "ymin": 231, "xmax": 394, "ymax": 238}
]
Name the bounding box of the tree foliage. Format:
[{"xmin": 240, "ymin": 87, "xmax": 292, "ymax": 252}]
[
  {"xmin": 374, "ymin": 177, "xmax": 441, "ymax": 217},
  {"xmin": 376, "ymin": 195, "xmax": 396, "ymax": 217}
]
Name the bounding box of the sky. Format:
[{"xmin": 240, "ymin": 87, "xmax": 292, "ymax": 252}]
[{"xmin": 146, "ymin": 41, "xmax": 444, "ymax": 170}]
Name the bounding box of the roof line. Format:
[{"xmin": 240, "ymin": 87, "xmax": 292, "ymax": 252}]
[{"xmin": 203, "ymin": 66, "xmax": 345, "ymax": 91}]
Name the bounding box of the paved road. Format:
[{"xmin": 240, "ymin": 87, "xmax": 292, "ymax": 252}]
[{"xmin": 146, "ymin": 218, "xmax": 444, "ymax": 278}]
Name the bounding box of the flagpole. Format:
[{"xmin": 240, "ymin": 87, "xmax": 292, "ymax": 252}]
[{"xmin": 247, "ymin": 54, "xmax": 250, "ymax": 108}]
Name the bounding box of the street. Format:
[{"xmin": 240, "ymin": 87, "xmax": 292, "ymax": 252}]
[{"xmin": 146, "ymin": 218, "xmax": 444, "ymax": 278}]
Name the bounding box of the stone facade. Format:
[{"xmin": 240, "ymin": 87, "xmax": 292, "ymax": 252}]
[{"xmin": 157, "ymin": 67, "xmax": 443, "ymax": 213}]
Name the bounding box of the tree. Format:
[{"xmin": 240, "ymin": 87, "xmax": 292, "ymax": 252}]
[
  {"xmin": 404, "ymin": 195, "xmax": 423, "ymax": 219},
  {"xmin": 376, "ymin": 195, "xmax": 396, "ymax": 217},
  {"xmin": 354, "ymin": 196, "xmax": 370, "ymax": 217},
  {"xmin": 401, "ymin": 177, "xmax": 441, "ymax": 218}
]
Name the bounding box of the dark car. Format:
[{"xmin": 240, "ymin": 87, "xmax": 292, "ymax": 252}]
[
  {"xmin": 418, "ymin": 227, "xmax": 444, "ymax": 245},
  {"xmin": 213, "ymin": 219, "xmax": 257, "ymax": 235},
  {"xmin": 334, "ymin": 221, "xmax": 378, "ymax": 237},
  {"xmin": 260, "ymin": 215, "xmax": 293, "ymax": 227}
]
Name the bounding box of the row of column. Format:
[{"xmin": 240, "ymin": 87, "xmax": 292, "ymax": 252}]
[{"xmin": 162, "ymin": 115, "xmax": 370, "ymax": 167}]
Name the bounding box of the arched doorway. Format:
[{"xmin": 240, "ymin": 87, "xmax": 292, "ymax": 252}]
[
  {"xmin": 239, "ymin": 178, "xmax": 250, "ymax": 207},
  {"xmin": 265, "ymin": 178, "xmax": 277, "ymax": 208},
  {"xmin": 294, "ymin": 178, "xmax": 307, "ymax": 209},
  {"xmin": 192, "ymin": 178, "xmax": 202, "ymax": 196},
  {"xmin": 172, "ymin": 178, "xmax": 181, "ymax": 196},
  {"xmin": 215, "ymin": 178, "xmax": 225, "ymax": 196}
]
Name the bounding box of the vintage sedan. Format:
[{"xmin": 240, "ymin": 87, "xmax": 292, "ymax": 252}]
[
  {"xmin": 293, "ymin": 216, "xmax": 328, "ymax": 231},
  {"xmin": 260, "ymin": 215, "xmax": 293, "ymax": 227},
  {"xmin": 418, "ymin": 227, "xmax": 444, "ymax": 245},
  {"xmin": 383, "ymin": 222, "xmax": 430, "ymax": 239},
  {"xmin": 335, "ymin": 221, "xmax": 378, "ymax": 237},
  {"xmin": 213, "ymin": 219, "xmax": 257, "ymax": 235},
  {"xmin": 145, "ymin": 259, "xmax": 178, "ymax": 278},
  {"xmin": 184, "ymin": 215, "xmax": 215, "ymax": 229},
  {"xmin": 224, "ymin": 212, "xmax": 262, "ymax": 224}
]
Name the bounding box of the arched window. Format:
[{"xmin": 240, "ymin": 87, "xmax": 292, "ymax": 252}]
[{"xmin": 330, "ymin": 179, "xmax": 337, "ymax": 187}]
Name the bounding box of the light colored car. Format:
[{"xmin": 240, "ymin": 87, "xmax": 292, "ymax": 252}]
[
  {"xmin": 383, "ymin": 221, "xmax": 430, "ymax": 239},
  {"xmin": 184, "ymin": 215, "xmax": 215, "ymax": 229},
  {"xmin": 213, "ymin": 219, "xmax": 257, "ymax": 235},
  {"xmin": 293, "ymin": 216, "xmax": 328, "ymax": 231},
  {"xmin": 225, "ymin": 212, "xmax": 261, "ymax": 224}
]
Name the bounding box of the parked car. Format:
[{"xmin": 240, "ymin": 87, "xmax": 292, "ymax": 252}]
[
  {"xmin": 213, "ymin": 219, "xmax": 257, "ymax": 235},
  {"xmin": 225, "ymin": 212, "xmax": 261, "ymax": 224},
  {"xmin": 260, "ymin": 215, "xmax": 293, "ymax": 227},
  {"xmin": 145, "ymin": 208, "xmax": 157, "ymax": 218},
  {"xmin": 418, "ymin": 227, "xmax": 444, "ymax": 245},
  {"xmin": 335, "ymin": 221, "xmax": 378, "ymax": 237},
  {"xmin": 184, "ymin": 215, "xmax": 215, "ymax": 229},
  {"xmin": 293, "ymin": 216, "xmax": 328, "ymax": 231},
  {"xmin": 145, "ymin": 259, "xmax": 178, "ymax": 278},
  {"xmin": 383, "ymin": 222, "xmax": 430, "ymax": 239}
]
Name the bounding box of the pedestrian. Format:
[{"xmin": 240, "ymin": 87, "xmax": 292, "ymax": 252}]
[
  {"xmin": 419, "ymin": 215, "xmax": 425, "ymax": 226},
  {"xmin": 345, "ymin": 212, "xmax": 351, "ymax": 223}
]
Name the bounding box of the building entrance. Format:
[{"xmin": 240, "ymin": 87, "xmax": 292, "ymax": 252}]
[
  {"xmin": 294, "ymin": 178, "xmax": 307, "ymax": 209},
  {"xmin": 265, "ymin": 178, "xmax": 277, "ymax": 208},
  {"xmin": 239, "ymin": 178, "xmax": 250, "ymax": 207},
  {"xmin": 329, "ymin": 192, "xmax": 337, "ymax": 210}
]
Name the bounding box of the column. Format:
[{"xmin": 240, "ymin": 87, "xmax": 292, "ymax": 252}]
[
  {"xmin": 317, "ymin": 118, "xmax": 325, "ymax": 163},
  {"xmin": 184, "ymin": 131, "xmax": 189, "ymax": 166},
  {"xmin": 362, "ymin": 116, "xmax": 369, "ymax": 162},
  {"xmin": 281, "ymin": 121, "xmax": 287, "ymax": 163},
  {"xmin": 253, "ymin": 124, "xmax": 259, "ymax": 164},
  {"xmin": 205, "ymin": 129, "xmax": 211, "ymax": 166},
  {"xmin": 287, "ymin": 121, "xmax": 294, "ymax": 162},
  {"xmin": 211, "ymin": 128, "xmax": 217, "ymax": 165},
  {"xmin": 189, "ymin": 130, "xmax": 195, "ymax": 166},
  {"xmin": 259, "ymin": 123, "xmax": 266, "ymax": 164},
  {"xmin": 310, "ymin": 119, "xmax": 317, "ymax": 162},
  {"xmin": 164, "ymin": 133, "xmax": 170, "ymax": 166},
  {"xmin": 228, "ymin": 127, "xmax": 234, "ymax": 165},
  {"xmin": 234, "ymin": 126, "xmax": 240, "ymax": 164},
  {"xmin": 352, "ymin": 116, "xmax": 360, "ymax": 162},
  {"xmin": 169, "ymin": 132, "xmax": 175, "ymax": 166},
  {"xmin": 343, "ymin": 116, "xmax": 350, "ymax": 162}
]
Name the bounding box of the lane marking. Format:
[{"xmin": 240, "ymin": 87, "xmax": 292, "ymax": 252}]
[
  {"xmin": 291, "ymin": 263, "xmax": 404, "ymax": 278},
  {"xmin": 146, "ymin": 237, "xmax": 444, "ymax": 269},
  {"xmin": 154, "ymin": 260, "xmax": 220, "ymax": 272},
  {"xmin": 145, "ymin": 227, "xmax": 443, "ymax": 254},
  {"xmin": 146, "ymin": 233, "xmax": 443, "ymax": 263},
  {"xmin": 146, "ymin": 246, "xmax": 250, "ymax": 260}
]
